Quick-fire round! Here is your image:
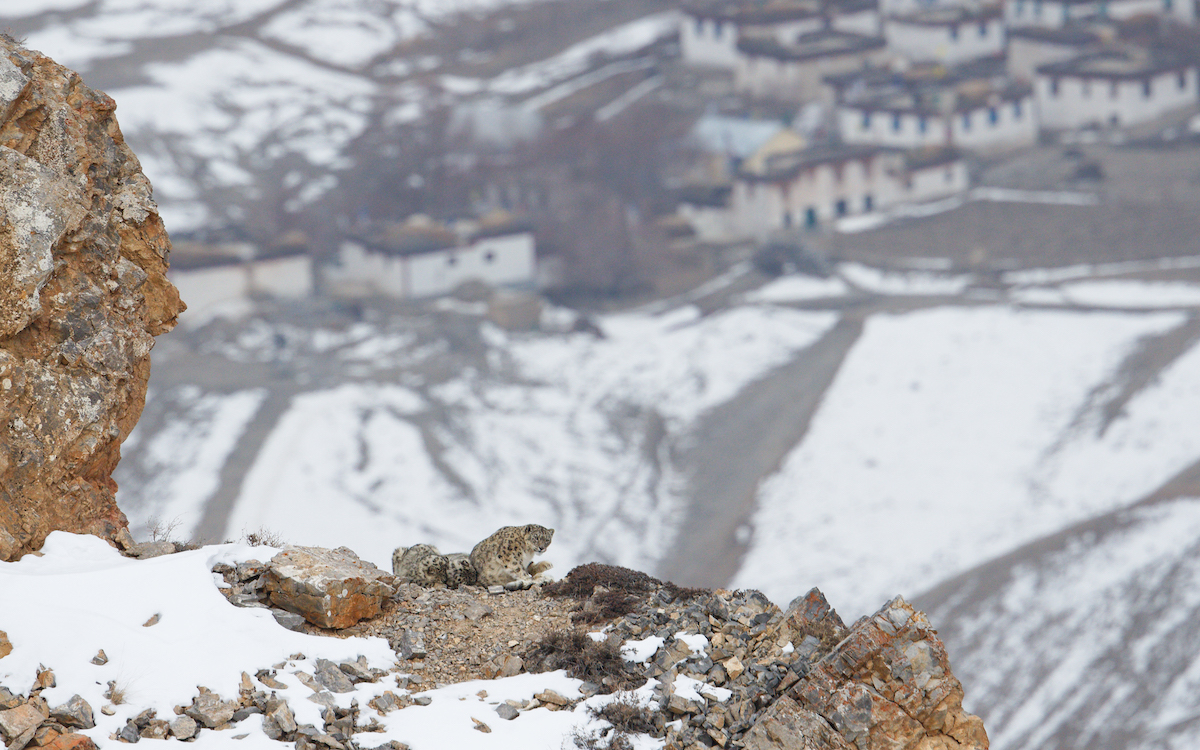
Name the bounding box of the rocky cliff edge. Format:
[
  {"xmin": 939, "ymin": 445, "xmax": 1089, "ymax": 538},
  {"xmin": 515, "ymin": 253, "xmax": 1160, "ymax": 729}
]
[{"xmin": 0, "ymin": 35, "xmax": 184, "ymax": 560}]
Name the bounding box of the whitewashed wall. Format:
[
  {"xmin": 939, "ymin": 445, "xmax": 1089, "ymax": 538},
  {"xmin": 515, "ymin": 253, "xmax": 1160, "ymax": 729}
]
[
  {"xmin": 950, "ymin": 96, "xmax": 1038, "ymax": 151},
  {"xmin": 680, "ymin": 15, "xmax": 740, "ymax": 68},
  {"xmin": 1036, "ymin": 67, "xmax": 1198, "ymax": 129},
  {"xmin": 840, "ymin": 108, "xmax": 949, "ymax": 149},
  {"xmin": 884, "ymin": 16, "xmax": 1005, "ymax": 65},
  {"xmin": 328, "ymin": 233, "xmax": 536, "ymax": 299},
  {"xmin": 906, "ymin": 159, "xmax": 969, "ymax": 202},
  {"xmin": 735, "ymin": 45, "xmax": 888, "ymax": 102}
]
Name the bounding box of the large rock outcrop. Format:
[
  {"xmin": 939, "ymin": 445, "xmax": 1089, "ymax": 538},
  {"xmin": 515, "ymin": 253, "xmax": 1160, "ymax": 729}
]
[{"xmin": 0, "ymin": 35, "xmax": 183, "ymax": 560}]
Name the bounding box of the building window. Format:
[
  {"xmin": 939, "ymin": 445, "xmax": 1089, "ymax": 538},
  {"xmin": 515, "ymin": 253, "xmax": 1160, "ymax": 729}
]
[
  {"xmin": 447, "ymin": 254, "xmax": 458, "ymax": 266},
  {"xmin": 961, "ymin": 112, "xmax": 972, "ymax": 131},
  {"xmin": 978, "ymin": 21, "xmax": 988, "ymax": 36},
  {"xmin": 864, "ymin": 194, "xmax": 874, "ymax": 212},
  {"xmin": 484, "ymin": 251, "xmax": 496, "ymax": 263},
  {"xmin": 1034, "ymin": 0, "xmax": 1043, "ymax": 17},
  {"xmin": 782, "ymin": 211, "xmax": 793, "ymax": 228},
  {"xmin": 1165, "ymin": 0, "xmax": 1174, "ymax": 10},
  {"xmin": 1050, "ymin": 78, "xmax": 1059, "ymax": 97},
  {"xmin": 695, "ymin": 17, "xmax": 704, "ymax": 34},
  {"xmin": 1180, "ymin": 71, "xmax": 1188, "ymax": 90},
  {"xmin": 918, "ymin": 116, "xmax": 928, "ymax": 133},
  {"xmin": 892, "ymin": 113, "xmax": 902, "ymax": 132},
  {"xmin": 1016, "ymin": 0, "xmax": 1025, "ymax": 15},
  {"xmin": 945, "ymin": 166, "xmax": 955, "ymax": 183},
  {"xmin": 1013, "ymin": 100, "xmax": 1023, "ymax": 118},
  {"xmin": 714, "ymin": 20, "xmax": 724, "ymax": 39},
  {"xmin": 988, "ymin": 107, "xmax": 999, "ymax": 125},
  {"xmin": 949, "ymin": 24, "xmax": 959, "ymax": 40},
  {"xmin": 1082, "ymin": 80, "xmax": 1091, "ymax": 98},
  {"xmin": 835, "ymin": 199, "xmax": 848, "ymax": 217},
  {"xmin": 862, "ymin": 111, "xmax": 872, "ymax": 130},
  {"xmin": 1144, "ymin": 79, "xmax": 1153, "ymax": 98},
  {"xmin": 805, "ymin": 207, "xmax": 818, "ymax": 228}
]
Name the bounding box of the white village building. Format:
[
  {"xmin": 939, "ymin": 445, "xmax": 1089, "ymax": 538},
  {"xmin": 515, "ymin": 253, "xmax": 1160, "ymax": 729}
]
[
  {"xmin": 324, "ymin": 217, "xmax": 537, "ymax": 300},
  {"xmin": 1034, "ymin": 50, "xmax": 1199, "ymax": 129},
  {"xmin": 1006, "ymin": 25, "xmax": 1102, "ymax": 80},
  {"xmin": 681, "ymin": 0, "xmax": 882, "ymax": 69},
  {"xmin": 1005, "ymin": 0, "xmax": 1194, "ymax": 28},
  {"xmin": 884, "ymin": 6, "xmax": 1007, "ymax": 65},
  {"xmin": 831, "ymin": 66, "xmax": 1038, "ymax": 152},
  {"xmin": 168, "ymin": 246, "xmax": 313, "ymax": 327},
  {"xmin": 734, "ymin": 29, "xmax": 890, "ymax": 101},
  {"xmin": 683, "ymin": 143, "xmax": 968, "ymax": 241}
]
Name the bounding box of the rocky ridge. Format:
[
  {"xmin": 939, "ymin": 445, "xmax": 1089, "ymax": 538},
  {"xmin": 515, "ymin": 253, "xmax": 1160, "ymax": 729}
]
[
  {"xmin": 0, "ymin": 35, "xmax": 184, "ymax": 561},
  {"xmin": 0, "ymin": 538, "xmax": 988, "ymax": 750}
]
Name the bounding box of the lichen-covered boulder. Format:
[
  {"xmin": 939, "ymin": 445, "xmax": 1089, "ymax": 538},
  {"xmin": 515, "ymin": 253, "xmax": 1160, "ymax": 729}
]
[
  {"xmin": 791, "ymin": 596, "xmax": 989, "ymax": 750},
  {"xmin": 263, "ymin": 546, "xmax": 396, "ymax": 629},
  {"xmin": 0, "ymin": 36, "xmax": 183, "ymax": 560}
]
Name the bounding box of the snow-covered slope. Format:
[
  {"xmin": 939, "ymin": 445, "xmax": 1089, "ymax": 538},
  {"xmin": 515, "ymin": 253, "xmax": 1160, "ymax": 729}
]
[
  {"xmin": 918, "ymin": 492, "xmax": 1200, "ymax": 750},
  {"xmin": 735, "ymin": 306, "xmax": 1200, "ymax": 619}
]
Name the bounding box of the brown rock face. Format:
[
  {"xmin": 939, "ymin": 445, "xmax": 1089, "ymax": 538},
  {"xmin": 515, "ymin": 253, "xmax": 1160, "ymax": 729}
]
[
  {"xmin": 0, "ymin": 37, "xmax": 183, "ymax": 559},
  {"xmin": 264, "ymin": 546, "xmax": 397, "ymax": 629},
  {"xmin": 791, "ymin": 596, "xmax": 989, "ymax": 750}
]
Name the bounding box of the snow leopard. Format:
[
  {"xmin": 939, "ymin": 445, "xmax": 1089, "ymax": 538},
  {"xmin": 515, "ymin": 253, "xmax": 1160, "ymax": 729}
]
[
  {"xmin": 392, "ymin": 544, "xmax": 449, "ymax": 587},
  {"xmin": 444, "ymin": 552, "xmax": 479, "ymax": 589},
  {"xmin": 469, "ymin": 524, "xmax": 554, "ymax": 590}
]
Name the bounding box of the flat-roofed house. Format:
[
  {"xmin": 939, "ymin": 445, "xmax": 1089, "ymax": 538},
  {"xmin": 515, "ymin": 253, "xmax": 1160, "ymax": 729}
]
[
  {"xmin": 734, "ymin": 29, "xmax": 889, "ymax": 101},
  {"xmin": 1005, "ymin": 0, "xmax": 1194, "ymax": 29},
  {"xmin": 326, "ymin": 215, "xmax": 537, "ymax": 300},
  {"xmin": 884, "ymin": 6, "xmax": 1006, "ymax": 66},
  {"xmin": 681, "ymin": 0, "xmax": 883, "ymax": 69},
  {"xmin": 1035, "ymin": 50, "xmax": 1198, "ymax": 129},
  {"xmin": 1007, "ymin": 25, "xmax": 1102, "ymax": 80}
]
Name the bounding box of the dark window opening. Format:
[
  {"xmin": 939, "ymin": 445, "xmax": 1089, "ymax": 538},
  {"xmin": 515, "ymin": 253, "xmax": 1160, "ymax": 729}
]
[
  {"xmin": 918, "ymin": 116, "xmax": 928, "ymax": 133},
  {"xmin": 805, "ymin": 207, "xmax": 818, "ymax": 228},
  {"xmin": 484, "ymin": 251, "xmax": 496, "ymax": 263},
  {"xmin": 835, "ymin": 199, "xmax": 848, "ymax": 217},
  {"xmin": 988, "ymin": 107, "xmax": 999, "ymax": 125},
  {"xmin": 892, "ymin": 113, "xmax": 902, "ymax": 132},
  {"xmin": 962, "ymin": 112, "xmax": 972, "ymax": 130},
  {"xmin": 1144, "ymin": 79, "xmax": 1153, "ymax": 98},
  {"xmin": 864, "ymin": 194, "xmax": 874, "ymax": 212}
]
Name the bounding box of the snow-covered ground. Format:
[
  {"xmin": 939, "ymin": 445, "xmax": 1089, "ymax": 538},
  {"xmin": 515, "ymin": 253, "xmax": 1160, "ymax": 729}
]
[
  {"xmin": 1011, "ymin": 279, "xmax": 1200, "ymax": 309},
  {"xmin": 0, "ymin": 532, "xmax": 669, "ymax": 749},
  {"xmin": 127, "ymin": 305, "xmax": 836, "ymax": 576},
  {"xmin": 735, "ymin": 305, "xmax": 1198, "ymax": 618}
]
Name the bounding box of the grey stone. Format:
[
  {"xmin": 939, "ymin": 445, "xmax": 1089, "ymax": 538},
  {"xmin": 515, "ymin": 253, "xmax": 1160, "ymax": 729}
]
[
  {"xmin": 235, "ymin": 560, "xmax": 267, "ymax": 581},
  {"xmin": 497, "ymin": 654, "xmax": 524, "ymax": 677},
  {"xmin": 117, "ymin": 720, "xmax": 141, "ymax": 743},
  {"xmin": 0, "ymin": 702, "xmax": 47, "ymax": 741},
  {"xmin": 495, "ymin": 703, "xmax": 519, "ymax": 720},
  {"xmin": 307, "ymin": 691, "xmax": 337, "ymax": 709},
  {"xmin": 314, "ymin": 659, "xmax": 356, "ymax": 693},
  {"xmin": 49, "ymin": 695, "xmax": 95, "ymax": 729},
  {"xmin": 262, "ymin": 699, "xmax": 297, "ymax": 739},
  {"xmin": 273, "ymin": 609, "xmax": 307, "ymax": 631},
  {"xmin": 185, "ymin": 692, "xmax": 236, "ymax": 728},
  {"xmin": 170, "ymin": 715, "xmax": 198, "ymax": 739},
  {"xmin": 140, "ymin": 720, "xmax": 169, "ymax": 739},
  {"xmin": 398, "ymin": 629, "xmax": 426, "ymax": 660},
  {"xmin": 91, "ymin": 650, "xmax": 108, "ymax": 666},
  {"xmin": 129, "ymin": 540, "xmax": 176, "ymax": 559},
  {"xmin": 412, "ymin": 695, "xmax": 432, "ymax": 707},
  {"xmin": 462, "ymin": 600, "xmax": 493, "ymax": 621}
]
